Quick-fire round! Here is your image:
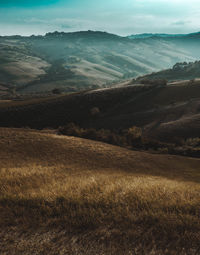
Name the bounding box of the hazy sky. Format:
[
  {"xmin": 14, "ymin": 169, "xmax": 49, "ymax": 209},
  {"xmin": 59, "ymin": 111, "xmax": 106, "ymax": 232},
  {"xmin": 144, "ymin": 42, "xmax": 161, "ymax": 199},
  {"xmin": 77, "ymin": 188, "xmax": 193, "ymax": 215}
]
[{"xmin": 0, "ymin": 0, "xmax": 200, "ymax": 36}]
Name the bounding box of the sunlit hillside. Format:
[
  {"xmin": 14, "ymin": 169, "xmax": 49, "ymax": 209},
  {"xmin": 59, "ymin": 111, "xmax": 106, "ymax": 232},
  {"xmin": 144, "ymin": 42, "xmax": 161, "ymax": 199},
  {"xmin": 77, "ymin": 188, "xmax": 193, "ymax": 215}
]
[{"xmin": 0, "ymin": 128, "xmax": 200, "ymax": 254}]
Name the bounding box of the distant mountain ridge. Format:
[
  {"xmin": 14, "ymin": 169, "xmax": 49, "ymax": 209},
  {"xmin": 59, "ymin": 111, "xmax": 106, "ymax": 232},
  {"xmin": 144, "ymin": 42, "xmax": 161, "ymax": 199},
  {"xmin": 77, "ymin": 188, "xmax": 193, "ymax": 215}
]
[
  {"xmin": 128, "ymin": 32, "xmax": 200, "ymax": 39},
  {"xmin": 3, "ymin": 30, "xmax": 200, "ymax": 39}
]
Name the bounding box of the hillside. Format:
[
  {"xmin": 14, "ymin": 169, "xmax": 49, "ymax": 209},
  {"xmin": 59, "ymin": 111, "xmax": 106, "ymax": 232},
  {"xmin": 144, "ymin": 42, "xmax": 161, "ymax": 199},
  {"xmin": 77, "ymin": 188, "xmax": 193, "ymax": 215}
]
[
  {"xmin": 0, "ymin": 127, "xmax": 200, "ymax": 254},
  {"xmin": 136, "ymin": 60, "xmax": 200, "ymax": 82},
  {"xmin": 1, "ymin": 31, "xmax": 200, "ymax": 95},
  {"xmin": 0, "ymin": 80, "xmax": 200, "ymax": 144}
]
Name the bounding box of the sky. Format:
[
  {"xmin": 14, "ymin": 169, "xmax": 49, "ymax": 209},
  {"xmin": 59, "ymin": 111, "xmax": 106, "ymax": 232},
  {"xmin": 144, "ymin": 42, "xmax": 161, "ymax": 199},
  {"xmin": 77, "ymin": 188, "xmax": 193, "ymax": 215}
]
[{"xmin": 0, "ymin": 0, "xmax": 200, "ymax": 36}]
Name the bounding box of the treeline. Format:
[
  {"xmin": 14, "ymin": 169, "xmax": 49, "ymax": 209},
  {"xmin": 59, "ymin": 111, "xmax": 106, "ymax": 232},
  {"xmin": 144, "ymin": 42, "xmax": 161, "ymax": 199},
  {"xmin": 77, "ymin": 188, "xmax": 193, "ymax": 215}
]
[{"xmin": 58, "ymin": 123, "xmax": 200, "ymax": 158}]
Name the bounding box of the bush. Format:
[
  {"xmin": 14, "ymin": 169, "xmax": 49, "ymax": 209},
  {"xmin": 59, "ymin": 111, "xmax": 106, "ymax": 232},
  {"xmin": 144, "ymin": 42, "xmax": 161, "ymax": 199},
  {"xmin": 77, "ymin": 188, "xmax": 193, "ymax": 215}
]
[
  {"xmin": 59, "ymin": 124, "xmax": 142, "ymax": 148},
  {"xmin": 52, "ymin": 88, "xmax": 62, "ymax": 94},
  {"xmin": 140, "ymin": 79, "xmax": 167, "ymax": 86},
  {"xmin": 90, "ymin": 107, "xmax": 100, "ymax": 117},
  {"xmin": 124, "ymin": 126, "xmax": 142, "ymax": 146},
  {"xmin": 59, "ymin": 123, "xmax": 84, "ymax": 137},
  {"xmin": 58, "ymin": 124, "xmax": 200, "ymax": 158}
]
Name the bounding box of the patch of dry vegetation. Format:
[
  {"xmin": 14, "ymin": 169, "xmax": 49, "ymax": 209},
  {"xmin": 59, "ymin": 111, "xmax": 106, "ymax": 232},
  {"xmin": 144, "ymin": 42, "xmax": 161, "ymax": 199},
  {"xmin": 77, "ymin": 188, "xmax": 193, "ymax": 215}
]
[
  {"xmin": 59, "ymin": 123, "xmax": 200, "ymax": 158},
  {"xmin": 0, "ymin": 128, "xmax": 200, "ymax": 254}
]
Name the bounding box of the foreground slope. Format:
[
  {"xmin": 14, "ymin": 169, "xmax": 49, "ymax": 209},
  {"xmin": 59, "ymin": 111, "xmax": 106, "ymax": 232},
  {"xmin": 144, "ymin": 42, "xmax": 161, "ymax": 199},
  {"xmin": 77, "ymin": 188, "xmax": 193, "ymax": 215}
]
[{"xmin": 0, "ymin": 128, "xmax": 200, "ymax": 254}]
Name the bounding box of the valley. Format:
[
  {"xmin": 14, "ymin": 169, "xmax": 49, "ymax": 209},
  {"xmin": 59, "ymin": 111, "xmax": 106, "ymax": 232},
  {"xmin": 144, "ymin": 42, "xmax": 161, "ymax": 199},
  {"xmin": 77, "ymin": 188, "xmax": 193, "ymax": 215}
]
[{"xmin": 1, "ymin": 31, "xmax": 200, "ymax": 96}]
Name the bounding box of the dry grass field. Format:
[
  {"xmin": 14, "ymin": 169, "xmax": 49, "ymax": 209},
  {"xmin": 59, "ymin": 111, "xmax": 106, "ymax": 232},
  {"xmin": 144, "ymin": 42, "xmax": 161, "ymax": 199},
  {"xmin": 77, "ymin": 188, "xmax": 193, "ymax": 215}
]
[{"xmin": 0, "ymin": 128, "xmax": 200, "ymax": 254}]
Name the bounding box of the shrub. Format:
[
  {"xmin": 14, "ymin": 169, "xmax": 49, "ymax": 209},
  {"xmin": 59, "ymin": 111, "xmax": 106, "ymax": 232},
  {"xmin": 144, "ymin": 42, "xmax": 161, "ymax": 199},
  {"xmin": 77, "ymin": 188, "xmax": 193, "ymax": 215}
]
[
  {"xmin": 59, "ymin": 123, "xmax": 84, "ymax": 137},
  {"xmin": 140, "ymin": 79, "xmax": 167, "ymax": 86},
  {"xmin": 52, "ymin": 88, "xmax": 62, "ymax": 94},
  {"xmin": 125, "ymin": 126, "xmax": 142, "ymax": 146},
  {"xmin": 90, "ymin": 107, "xmax": 100, "ymax": 117},
  {"xmin": 58, "ymin": 124, "xmax": 200, "ymax": 158}
]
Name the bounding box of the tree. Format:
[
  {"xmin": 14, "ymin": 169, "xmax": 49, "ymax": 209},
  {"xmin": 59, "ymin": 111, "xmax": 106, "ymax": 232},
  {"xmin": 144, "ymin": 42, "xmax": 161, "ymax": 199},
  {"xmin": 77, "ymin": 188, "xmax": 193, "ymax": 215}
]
[{"xmin": 52, "ymin": 88, "xmax": 61, "ymax": 94}]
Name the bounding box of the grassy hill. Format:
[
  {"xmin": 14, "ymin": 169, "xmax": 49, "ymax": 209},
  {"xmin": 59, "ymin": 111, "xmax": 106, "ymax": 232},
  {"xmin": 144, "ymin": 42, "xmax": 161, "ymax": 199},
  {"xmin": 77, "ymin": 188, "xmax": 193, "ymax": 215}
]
[
  {"xmin": 0, "ymin": 127, "xmax": 200, "ymax": 254},
  {"xmin": 1, "ymin": 31, "xmax": 200, "ymax": 95}
]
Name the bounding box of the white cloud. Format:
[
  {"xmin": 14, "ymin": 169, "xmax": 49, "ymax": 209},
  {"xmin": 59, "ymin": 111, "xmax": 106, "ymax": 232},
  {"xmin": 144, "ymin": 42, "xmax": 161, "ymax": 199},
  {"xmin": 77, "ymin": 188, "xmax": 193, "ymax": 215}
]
[{"xmin": 1, "ymin": 0, "xmax": 200, "ymax": 35}]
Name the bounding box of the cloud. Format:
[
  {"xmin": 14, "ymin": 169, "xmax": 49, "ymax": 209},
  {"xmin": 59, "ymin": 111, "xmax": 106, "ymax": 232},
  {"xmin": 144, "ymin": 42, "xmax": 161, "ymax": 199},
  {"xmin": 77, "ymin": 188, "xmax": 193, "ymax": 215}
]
[
  {"xmin": 171, "ymin": 21, "xmax": 191, "ymax": 26},
  {"xmin": 0, "ymin": 0, "xmax": 200, "ymax": 35}
]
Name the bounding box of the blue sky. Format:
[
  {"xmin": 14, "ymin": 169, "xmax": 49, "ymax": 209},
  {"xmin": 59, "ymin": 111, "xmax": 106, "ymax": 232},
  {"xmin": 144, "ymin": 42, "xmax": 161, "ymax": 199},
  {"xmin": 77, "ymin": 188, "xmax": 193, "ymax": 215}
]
[{"xmin": 0, "ymin": 0, "xmax": 200, "ymax": 35}]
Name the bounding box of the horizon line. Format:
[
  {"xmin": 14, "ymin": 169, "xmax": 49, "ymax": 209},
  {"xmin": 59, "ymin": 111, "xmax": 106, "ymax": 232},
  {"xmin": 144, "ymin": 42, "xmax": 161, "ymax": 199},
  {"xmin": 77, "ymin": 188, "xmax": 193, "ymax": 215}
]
[{"xmin": 0, "ymin": 30, "xmax": 200, "ymax": 37}]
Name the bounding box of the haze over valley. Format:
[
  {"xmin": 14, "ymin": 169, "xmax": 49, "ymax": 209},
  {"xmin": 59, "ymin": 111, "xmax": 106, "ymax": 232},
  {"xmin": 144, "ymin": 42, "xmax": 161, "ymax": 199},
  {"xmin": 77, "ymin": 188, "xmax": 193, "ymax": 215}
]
[{"xmin": 1, "ymin": 31, "xmax": 200, "ymax": 96}]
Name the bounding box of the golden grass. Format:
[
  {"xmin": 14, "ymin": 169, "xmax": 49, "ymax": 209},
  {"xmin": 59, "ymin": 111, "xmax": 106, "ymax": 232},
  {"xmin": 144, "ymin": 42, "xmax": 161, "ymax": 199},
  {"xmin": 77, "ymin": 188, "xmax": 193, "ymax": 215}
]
[{"xmin": 0, "ymin": 128, "xmax": 200, "ymax": 254}]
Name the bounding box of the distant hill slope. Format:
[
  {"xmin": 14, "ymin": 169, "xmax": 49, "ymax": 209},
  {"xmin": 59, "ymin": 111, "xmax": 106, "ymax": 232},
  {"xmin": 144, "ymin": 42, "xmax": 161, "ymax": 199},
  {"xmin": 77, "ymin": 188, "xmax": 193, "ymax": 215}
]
[
  {"xmin": 136, "ymin": 60, "xmax": 200, "ymax": 82},
  {"xmin": 1, "ymin": 31, "xmax": 200, "ymax": 95},
  {"xmin": 0, "ymin": 80, "xmax": 200, "ymax": 142},
  {"xmin": 128, "ymin": 33, "xmax": 185, "ymax": 39},
  {"xmin": 0, "ymin": 128, "xmax": 200, "ymax": 254},
  {"xmin": 127, "ymin": 32, "xmax": 200, "ymax": 39}
]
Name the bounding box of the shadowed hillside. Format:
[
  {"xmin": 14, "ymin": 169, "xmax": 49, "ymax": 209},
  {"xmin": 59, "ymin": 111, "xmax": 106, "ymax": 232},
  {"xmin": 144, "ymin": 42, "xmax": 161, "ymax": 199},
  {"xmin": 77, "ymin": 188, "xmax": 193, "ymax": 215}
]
[
  {"xmin": 0, "ymin": 128, "xmax": 200, "ymax": 254},
  {"xmin": 0, "ymin": 80, "xmax": 200, "ymax": 144}
]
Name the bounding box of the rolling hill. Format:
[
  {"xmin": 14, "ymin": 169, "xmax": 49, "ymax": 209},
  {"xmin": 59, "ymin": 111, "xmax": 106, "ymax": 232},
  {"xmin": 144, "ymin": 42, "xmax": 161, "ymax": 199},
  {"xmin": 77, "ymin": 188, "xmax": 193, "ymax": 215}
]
[
  {"xmin": 1, "ymin": 31, "xmax": 200, "ymax": 95},
  {"xmin": 0, "ymin": 127, "xmax": 200, "ymax": 254},
  {"xmin": 0, "ymin": 79, "xmax": 200, "ymax": 144}
]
